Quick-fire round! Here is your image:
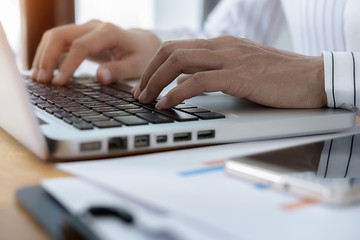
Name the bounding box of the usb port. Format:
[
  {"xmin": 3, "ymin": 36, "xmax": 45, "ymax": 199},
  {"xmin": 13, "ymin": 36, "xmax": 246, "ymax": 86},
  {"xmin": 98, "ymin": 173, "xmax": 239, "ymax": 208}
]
[
  {"xmin": 174, "ymin": 132, "xmax": 191, "ymax": 142},
  {"xmin": 134, "ymin": 135, "xmax": 150, "ymax": 148},
  {"xmin": 80, "ymin": 141, "xmax": 101, "ymax": 152},
  {"xmin": 156, "ymin": 135, "xmax": 167, "ymax": 143},
  {"xmin": 197, "ymin": 130, "xmax": 215, "ymax": 139}
]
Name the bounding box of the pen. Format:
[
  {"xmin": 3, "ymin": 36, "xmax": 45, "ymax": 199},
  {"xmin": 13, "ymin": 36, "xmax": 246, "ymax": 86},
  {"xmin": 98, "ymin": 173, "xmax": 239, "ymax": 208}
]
[{"xmin": 62, "ymin": 205, "xmax": 182, "ymax": 240}]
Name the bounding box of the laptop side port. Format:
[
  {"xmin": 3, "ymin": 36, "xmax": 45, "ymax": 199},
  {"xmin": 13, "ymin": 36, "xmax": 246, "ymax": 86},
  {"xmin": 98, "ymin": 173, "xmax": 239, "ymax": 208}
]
[
  {"xmin": 80, "ymin": 141, "xmax": 101, "ymax": 152},
  {"xmin": 197, "ymin": 130, "xmax": 215, "ymax": 140},
  {"xmin": 108, "ymin": 137, "xmax": 127, "ymax": 151},
  {"xmin": 134, "ymin": 135, "xmax": 150, "ymax": 148},
  {"xmin": 174, "ymin": 132, "xmax": 191, "ymax": 142},
  {"xmin": 156, "ymin": 135, "xmax": 167, "ymax": 143}
]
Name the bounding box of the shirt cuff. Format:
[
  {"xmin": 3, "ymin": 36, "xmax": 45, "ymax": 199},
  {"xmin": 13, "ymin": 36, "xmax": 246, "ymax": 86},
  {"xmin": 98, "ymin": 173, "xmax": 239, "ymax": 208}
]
[{"xmin": 323, "ymin": 51, "xmax": 360, "ymax": 115}]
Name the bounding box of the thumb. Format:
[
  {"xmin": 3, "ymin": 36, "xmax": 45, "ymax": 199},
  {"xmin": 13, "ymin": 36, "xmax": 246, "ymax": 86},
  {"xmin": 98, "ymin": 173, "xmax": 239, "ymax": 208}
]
[{"xmin": 96, "ymin": 57, "xmax": 143, "ymax": 84}]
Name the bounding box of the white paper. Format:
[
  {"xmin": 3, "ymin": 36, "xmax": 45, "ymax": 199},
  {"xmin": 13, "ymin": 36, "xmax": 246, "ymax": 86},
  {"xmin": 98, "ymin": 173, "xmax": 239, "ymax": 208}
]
[{"xmin": 55, "ymin": 125, "xmax": 360, "ymax": 239}]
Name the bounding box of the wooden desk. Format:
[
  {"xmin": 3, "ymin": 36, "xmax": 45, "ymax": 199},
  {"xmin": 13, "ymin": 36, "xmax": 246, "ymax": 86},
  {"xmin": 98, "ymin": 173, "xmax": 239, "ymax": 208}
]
[{"xmin": 0, "ymin": 127, "xmax": 70, "ymax": 240}]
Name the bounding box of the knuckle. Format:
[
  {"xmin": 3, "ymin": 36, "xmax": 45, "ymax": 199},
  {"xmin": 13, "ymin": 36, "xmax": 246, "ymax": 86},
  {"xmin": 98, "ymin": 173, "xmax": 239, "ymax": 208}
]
[
  {"xmin": 39, "ymin": 60, "xmax": 55, "ymax": 70},
  {"xmin": 191, "ymin": 72, "xmax": 207, "ymax": 88},
  {"xmin": 98, "ymin": 22, "xmax": 118, "ymax": 33},
  {"xmin": 158, "ymin": 40, "xmax": 177, "ymax": 58},
  {"xmin": 166, "ymin": 90, "xmax": 184, "ymax": 105},
  {"xmin": 215, "ymin": 35, "xmax": 238, "ymax": 43},
  {"xmin": 42, "ymin": 28, "xmax": 58, "ymax": 41},
  {"xmin": 70, "ymin": 39, "xmax": 87, "ymax": 53},
  {"xmin": 168, "ymin": 49, "xmax": 186, "ymax": 65},
  {"xmin": 86, "ymin": 19, "xmax": 101, "ymax": 25}
]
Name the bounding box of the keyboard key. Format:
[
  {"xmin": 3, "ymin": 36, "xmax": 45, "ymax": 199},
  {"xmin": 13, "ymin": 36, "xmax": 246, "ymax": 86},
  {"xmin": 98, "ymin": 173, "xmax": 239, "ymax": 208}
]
[
  {"xmin": 115, "ymin": 103, "xmax": 140, "ymax": 110},
  {"xmin": 63, "ymin": 116, "xmax": 83, "ymax": 124},
  {"xmin": 194, "ymin": 112, "xmax": 225, "ymax": 120},
  {"xmin": 45, "ymin": 107, "xmax": 63, "ymax": 114},
  {"xmin": 103, "ymin": 111, "xmax": 130, "ymax": 118},
  {"xmin": 54, "ymin": 111, "xmax": 73, "ymax": 119},
  {"xmin": 72, "ymin": 110, "xmax": 99, "ymax": 118},
  {"xmin": 92, "ymin": 120, "xmax": 122, "ymax": 128},
  {"xmin": 92, "ymin": 106, "xmax": 119, "ymax": 112},
  {"xmin": 63, "ymin": 106, "xmax": 92, "ymax": 113},
  {"xmin": 174, "ymin": 104, "xmax": 197, "ymax": 109},
  {"xmin": 125, "ymin": 108, "xmax": 151, "ymax": 114},
  {"xmin": 37, "ymin": 103, "xmax": 54, "ymax": 110},
  {"xmin": 73, "ymin": 121, "xmax": 94, "ymax": 130},
  {"xmin": 156, "ymin": 109, "xmax": 198, "ymax": 122},
  {"xmin": 31, "ymin": 99, "xmax": 46, "ymax": 105},
  {"xmin": 107, "ymin": 100, "xmax": 129, "ymax": 106},
  {"xmin": 82, "ymin": 102, "xmax": 109, "ymax": 108},
  {"xmin": 180, "ymin": 108, "xmax": 210, "ymax": 113},
  {"xmin": 114, "ymin": 116, "xmax": 149, "ymax": 126},
  {"xmin": 122, "ymin": 97, "xmax": 137, "ymax": 102},
  {"xmin": 137, "ymin": 112, "xmax": 174, "ymax": 124},
  {"xmin": 141, "ymin": 103, "xmax": 157, "ymax": 110},
  {"xmin": 82, "ymin": 115, "xmax": 111, "ymax": 123},
  {"xmin": 59, "ymin": 102, "xmax": 83, "ymax": 108}
]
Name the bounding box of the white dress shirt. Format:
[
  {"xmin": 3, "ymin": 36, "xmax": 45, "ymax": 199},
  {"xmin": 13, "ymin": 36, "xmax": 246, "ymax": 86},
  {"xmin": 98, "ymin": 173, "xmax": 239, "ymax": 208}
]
[{"xmin": 155, "ymin": 0, "xmax": 360, "ymax": 114}]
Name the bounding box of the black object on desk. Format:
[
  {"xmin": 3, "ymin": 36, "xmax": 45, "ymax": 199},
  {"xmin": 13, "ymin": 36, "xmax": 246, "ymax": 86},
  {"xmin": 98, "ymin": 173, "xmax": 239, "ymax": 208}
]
[
  {"xmin": 16, "ymin": 185, "xmax": 181, "ymax": 240},
  {"xmin": 16, "ymin": 185, "xmax": 100, "ymax": 240},
  {"xmin": 16, "ymin": 185, "xmax": 71, "ymax": 240}
]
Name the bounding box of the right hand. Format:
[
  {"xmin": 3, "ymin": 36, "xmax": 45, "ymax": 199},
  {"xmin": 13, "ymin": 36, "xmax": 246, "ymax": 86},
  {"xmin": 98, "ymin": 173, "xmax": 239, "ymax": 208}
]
[{"xmin": 31, "ymin": 20, "xmax": 161, "ymax": 85}]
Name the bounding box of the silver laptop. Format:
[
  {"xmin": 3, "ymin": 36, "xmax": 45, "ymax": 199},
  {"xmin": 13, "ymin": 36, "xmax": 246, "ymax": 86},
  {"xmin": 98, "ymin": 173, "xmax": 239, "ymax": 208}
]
[{"xmin": 0, "ymin": 23, "xmax": 356, "ymax": 162}]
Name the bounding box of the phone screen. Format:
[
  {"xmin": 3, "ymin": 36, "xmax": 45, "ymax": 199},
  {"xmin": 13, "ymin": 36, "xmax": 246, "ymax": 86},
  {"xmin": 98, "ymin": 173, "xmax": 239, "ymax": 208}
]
[{"xmin": 225, "ymin": 135, "xmax": 360, "ymax": 204}]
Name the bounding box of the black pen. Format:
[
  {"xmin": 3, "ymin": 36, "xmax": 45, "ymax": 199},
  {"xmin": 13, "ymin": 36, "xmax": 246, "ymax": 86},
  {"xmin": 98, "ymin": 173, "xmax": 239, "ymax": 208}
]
[{"xmin": 62, "ymin": 205, "xmax": 181, "ymax": 240}]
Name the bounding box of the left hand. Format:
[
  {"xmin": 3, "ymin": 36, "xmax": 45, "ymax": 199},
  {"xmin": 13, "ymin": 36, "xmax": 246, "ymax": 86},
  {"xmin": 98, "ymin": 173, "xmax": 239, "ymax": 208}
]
[{"xmin": 132, "ymin": 35, "xmax": 327, "ymax": 109}]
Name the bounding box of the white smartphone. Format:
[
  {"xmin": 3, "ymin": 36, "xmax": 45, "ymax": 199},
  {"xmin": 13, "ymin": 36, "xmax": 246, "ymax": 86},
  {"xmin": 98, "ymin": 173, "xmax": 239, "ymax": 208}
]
[{"xmin": 225, "ymin": 135, "xmax": 360, "ymax": 205}]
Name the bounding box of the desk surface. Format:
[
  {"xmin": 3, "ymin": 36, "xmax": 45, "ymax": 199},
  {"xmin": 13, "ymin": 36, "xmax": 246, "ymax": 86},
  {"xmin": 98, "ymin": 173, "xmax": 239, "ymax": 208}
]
[
  {"xmin": 1, "ymin": 118, "xmax": 359, "ymax": 240},
  {"xmin": 0, "ymin": 127, "xmax": 70, "ymax": 240}
]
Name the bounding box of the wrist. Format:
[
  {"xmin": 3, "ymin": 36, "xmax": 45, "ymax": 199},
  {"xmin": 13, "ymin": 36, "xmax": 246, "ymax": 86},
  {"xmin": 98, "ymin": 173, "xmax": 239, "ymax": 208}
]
[
  {"xmin": 314, "ymin": 56, "xmax": 327, "ymax": 107},
  {"xmin": 306, "ymin": 56, "xmax": 327, "ymax": 108}
]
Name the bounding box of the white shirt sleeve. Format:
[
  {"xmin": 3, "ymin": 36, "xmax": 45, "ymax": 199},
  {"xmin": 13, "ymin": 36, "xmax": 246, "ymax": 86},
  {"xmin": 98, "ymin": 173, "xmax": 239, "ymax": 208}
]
[
  {"xmin": 323, "ymin": 51, "xmax": 360, "ymax": 115},
  {"xmin": 154, "ymin": 0, "xmax": 284, "ymax": 46},
  {"xmin": 344, "ymin": 0, "xmax": 360, "ymax": 52}
]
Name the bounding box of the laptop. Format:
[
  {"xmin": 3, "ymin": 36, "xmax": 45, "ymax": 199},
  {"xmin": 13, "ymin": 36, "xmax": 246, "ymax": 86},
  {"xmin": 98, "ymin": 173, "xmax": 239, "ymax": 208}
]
[{"xmin": 0, "ymin": 23, "xmax": 356, "ymax": 162}]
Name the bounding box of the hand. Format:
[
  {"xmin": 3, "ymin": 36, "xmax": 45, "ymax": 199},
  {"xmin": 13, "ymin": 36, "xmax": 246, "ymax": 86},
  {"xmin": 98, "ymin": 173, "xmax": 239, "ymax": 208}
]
[
  {"xmin": 31, "ymin": 20, "xmax": 161, "ymax": 85},
  {"xmin": 133, "ymin": 35, "xmax": 327, "ymax": 109}
]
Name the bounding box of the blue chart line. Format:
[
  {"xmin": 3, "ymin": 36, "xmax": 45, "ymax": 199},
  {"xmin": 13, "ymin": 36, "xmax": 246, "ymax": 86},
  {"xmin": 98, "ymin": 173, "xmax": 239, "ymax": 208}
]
[{"xmin": 179, "ymin": 165, "xmax": 224, "ymax": 177}]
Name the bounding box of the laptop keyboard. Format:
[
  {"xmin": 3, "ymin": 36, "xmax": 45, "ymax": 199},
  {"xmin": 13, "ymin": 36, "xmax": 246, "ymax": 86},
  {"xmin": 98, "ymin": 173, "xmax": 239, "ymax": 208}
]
[{"xmin": 24, "ymin": 77, "xmax": 225, "ymax": 130}]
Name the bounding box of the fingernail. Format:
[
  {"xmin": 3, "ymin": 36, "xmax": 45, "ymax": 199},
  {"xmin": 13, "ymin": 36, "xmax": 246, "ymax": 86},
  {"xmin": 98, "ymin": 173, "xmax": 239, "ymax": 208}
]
[
  {"xmin": 156, "ymin": 97, "xmax": 167, "ymax": 109},
  {"xmin": 53, "ymin": 72, "xmax": 65, "ymax": 85},
  {"xmin": 98, "ymin": 68, "xmax": 112, "ymax": 84},
  {"xmin": 138, "ymin": 89, "xmax": 147, "ymax": 102},
  {"xmin": 131, "ymin": 85, "xmax": 137, "ymax": 94},
  {"xmin": 134, "ymin": 87, "xmax": 141, "ymax": 99},
  {"xmin": 31, "ymin": 68, "xmax": 38, "ymax": 80}
]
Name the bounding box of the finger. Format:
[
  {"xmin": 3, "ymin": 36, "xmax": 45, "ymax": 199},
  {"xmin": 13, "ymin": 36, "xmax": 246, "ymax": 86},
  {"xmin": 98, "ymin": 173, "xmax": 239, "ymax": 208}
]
[
  {"xmin": 155, "ymin": 70, "xmax": 234, "ymax": 109},
  {"xmin": 138, "ymin": 48, "xmax": 222, "ymax": 103},
  {"xmin": 31, "ymin": 32, "xmax": 48, "ymax": 81},
  {"xmin": 138, "ymin": 39, "xmax": 215, "ymax": 92},
  {"xmin": 96, "ymin": 54, "xmax": 144, "ymax": 84},
  {"xmin": 131, "ymin": 84, "xmax": 139, "ymax": 95},
  {"xmin": 176, "ymin": 74, "xmax": 191, "ymax": 85},
  {"xmin": 33, "ymin": 22, "xmax": 99, "ymax": 83},
  {"xmin": 53, "ymin": 25, "xmax": 126, "ymax": 85}
]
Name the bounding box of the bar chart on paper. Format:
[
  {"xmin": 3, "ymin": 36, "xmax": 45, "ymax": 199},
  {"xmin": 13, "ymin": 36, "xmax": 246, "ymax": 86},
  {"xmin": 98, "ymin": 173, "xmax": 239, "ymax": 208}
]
[{"xmin": 178, "ymin": 159, "xmax": 224, "ymax": 177}]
